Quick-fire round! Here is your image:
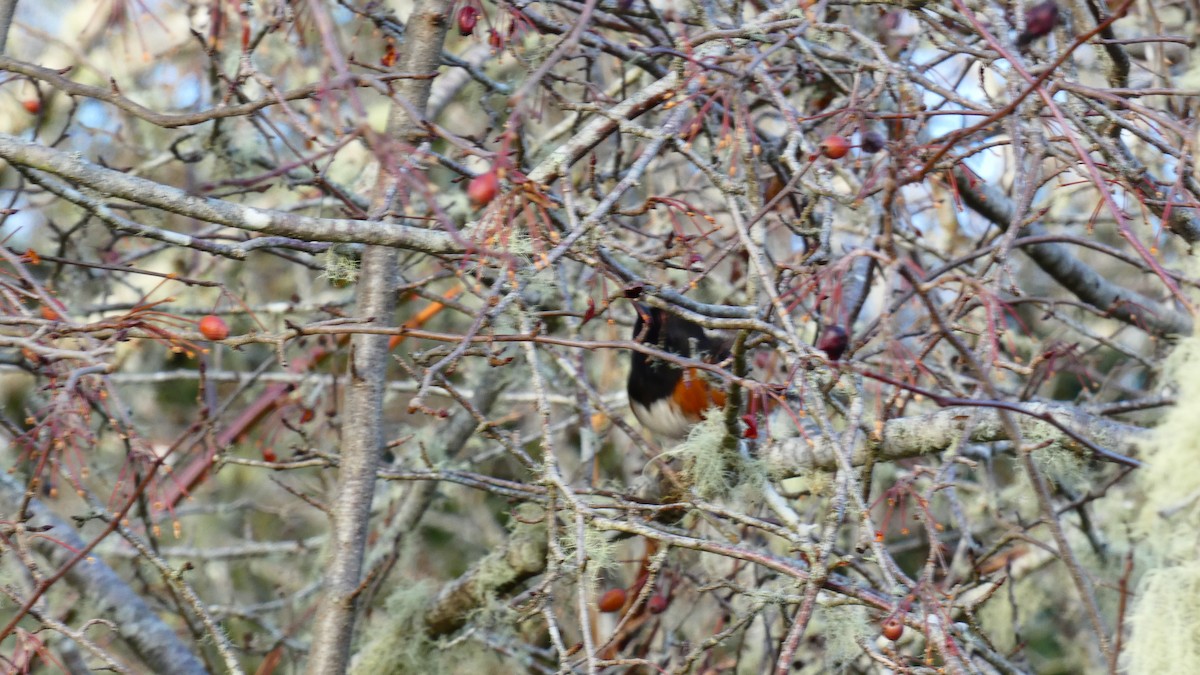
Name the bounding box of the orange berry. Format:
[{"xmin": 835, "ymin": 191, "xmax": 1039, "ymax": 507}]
[
  {"xmin": 819, "ymin": 135, "xmax": 850, "ymax": 159},
  {"xmin": 198, "ymin": 315, "xmax": 229, "ymax": 340},
  {"xmin": 598, "ymin": 588, "xmax": 626, "ymax": 612},
  {"xmin": 381, "ymin": 43, "xmax": 397, "ymax": 67},
  {"xmin": 882, "ymin": 618, "xmax": 903, "ymax": 641}
]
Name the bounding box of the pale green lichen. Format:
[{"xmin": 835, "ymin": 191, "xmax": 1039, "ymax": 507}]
[
  {"xmin": 351, "ymin": 581, "xmax": 440, "ymax": 675},
  {"xmin": 780, "ymin": 469, "xmax": 834, "ymax": 497},
  {"xmin": 1125, "ymin": 331, "xmax": 1200, "ymax": 675},
  {"xmin": 321, "ymin": 246, "xmax": 360, "ymax": 285},
  {"xmin": 558, "ymin": 521, "xmax": 619, "ymax": 585},
  {"xmin": 816, "ymin": 602, "xmax": 870, "ymax": 670},
  {"xmin": 655, "ymin": 409, "xmax": 735, "ymax": 499},
  {"xmin": 352, "ymin": 515, "xmax": 541, "ymax": 674},
  {"xmin": 1127, "ymin": 563, "xmax": 1200, "ymax": 674},
  {"xmin": 1031, "ymin": 443, "xmax": 1089, "ymax": 493}
]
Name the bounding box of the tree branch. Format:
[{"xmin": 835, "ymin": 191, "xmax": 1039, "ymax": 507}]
[
  {"xmin": 953, "ymin": 164, "xmax": 1193, "ymax": 336},
  {"xmin": 763, "ymin": 403, "xmax": 1147, "ymax": 475},
  {"xmin": 0, "ymin": 133, "xmax": 461, "ymax": 255},
  {"xmin": 0, "ymin": 473, "xmax": 206, "ymax": 675}
]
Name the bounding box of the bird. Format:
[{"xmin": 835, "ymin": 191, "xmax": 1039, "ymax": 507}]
[{"xmin": 627, "ymin": 306, "xmax": 729, "ymax": 439}]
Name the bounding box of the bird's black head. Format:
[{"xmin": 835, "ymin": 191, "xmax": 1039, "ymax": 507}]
[
  {"xmin": 631, "ymin": 305, "xmax": 711, "ymax": 358},
  {"xmin": 628, "ymin": 306, "xmax": 724, "ymax": 407}
]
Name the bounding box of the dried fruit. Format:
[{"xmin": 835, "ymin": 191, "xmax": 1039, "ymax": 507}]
[
  {"xmin": 817, "ymin": 325, "xmax": 849, "ymax": 361},
  {"xmin": 198, "ymin": 315, "xmax": 230, "ymax": 341},
  {"xmin": 598, "ymin": 588, "xmax": 626, "ymax": 612},
  {"xmin": 381, "ymin": 42, "xmax": 397, "ymax": 67},
  {"xmin": 458, "ymin": 7, "xmax": 480, "ymax": 37},
  {"xmin": 882, "ymin": 618, "xmax": 903, "ymax": 641},
  {"xmin": 467, "ymin": 169, "xmax": 500, "ymax": 208},
  {"xmin": 1017, "ymin": 0, "xmax": 1059, "ymax": 46},
  {"xmin": 860, "ymin": 130, "xmax": 886, "ymax": 154},
  {"xmin": 819, "ymin": 134, "xmax": 850, "ymax": 159}
]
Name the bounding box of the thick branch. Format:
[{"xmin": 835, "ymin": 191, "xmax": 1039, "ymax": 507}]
[
  {"xmin": 0, "ymin": 133, "xmax": 461, "ymax": 255},
  {"xmin": 763, "ymin": 403, "xmax": 1147, "ymax": 475},
  {"xmin": 424, "ymin": 523, "xmax": 549, "ymax": 637},
  {"xmin": 953, "ymin": 165, "xmax": 1193, "ymax": 336},
  {"xmin": 303, "ymin": 0, "xmax": 453, "ymax": 672},
  {"xmin": 0, "ymin": 473, "xmax": 206, "ymax": 675}
]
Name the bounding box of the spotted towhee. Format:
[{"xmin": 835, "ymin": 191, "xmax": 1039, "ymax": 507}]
[{"xmin": 627, "ymin": 306, "xmax": 730, "ymax": 438}]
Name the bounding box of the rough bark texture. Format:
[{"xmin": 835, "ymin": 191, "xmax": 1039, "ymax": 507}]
[{"xmin": 303, "ymin": 2, "xmax": 454, "ymax": 672}]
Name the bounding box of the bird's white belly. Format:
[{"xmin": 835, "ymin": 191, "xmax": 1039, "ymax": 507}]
[{"xmin": 630, "ymin": 398, "xmax": 696, "ymax": 439}]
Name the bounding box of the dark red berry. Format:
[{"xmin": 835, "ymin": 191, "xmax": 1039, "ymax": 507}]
[
  {"xmin": 860, "ymin": 131, "xmax": 886, "ymax": 154},
  {"xmin": 882, "ymin": 618, "xmax": 903, "ymax": 641},
  {"xmin": 817, "ymin": 325, "xmax": 849, "ymax": 361},
  {"xmin": 647, "ymin": 595, "xmax": 668, "ymax": 614},
  {"xmin": 1017, "ymin": 1, "xmax": 1058, "ymax": 46},
  {"xmin": 458, "ymin": 6, "xmax": 480, "ymax": 37}
]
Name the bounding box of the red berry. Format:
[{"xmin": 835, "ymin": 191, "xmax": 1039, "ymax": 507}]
[
  {"xmin": 882, "ymin": 618, "xmax": 903, "ymax": 641},
  {"xmin": 487, "ymin": 28, "xmax": 503, "ymax": 50},
  {"xmin": 817, "ymin": 325, "xmax": 849, "ymax": 361},
  {"xmin": 262, "ymin": 448, "xmax": 278, "ymax": 462},
  {"xmin": 647, "ymin": 595, "xmax": 668, "ymax": 614},
  {"xmin": 458, "ymin": 7, "xmax": 480, "ymax": 37},
  {"xmin": 467, "ymin": 169, "xmax": 500, "ymax": 208},
  {"xmin": 40, "ymin": 304, "xmax": 60, "ymax": 321},
  {"xmin": 598, "ymin": 588, "xmax": 626, "ymax": 612},
  {"xmin": 198, "ymin": 315, "xmax": 230, "ymax": 341},
  {"xmin": 819, "ymin": 135, "xmax": 850, "ymax": 159},
  {"xmin": 22, "ymin": 99, "xmax": 40, "ymax": 114}
]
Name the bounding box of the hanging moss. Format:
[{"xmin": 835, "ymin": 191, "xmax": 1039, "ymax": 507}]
[
  {"xmin": 656, "ymin": 410, "xmax": 736, "ymax": 499},
  {"xmin": 817, "ymin": 602, "xmax": 870, "ymax": 671},
  {"xmin": 1126, "ymin": 332, "xmax": 1200, "ymax": 674}
]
